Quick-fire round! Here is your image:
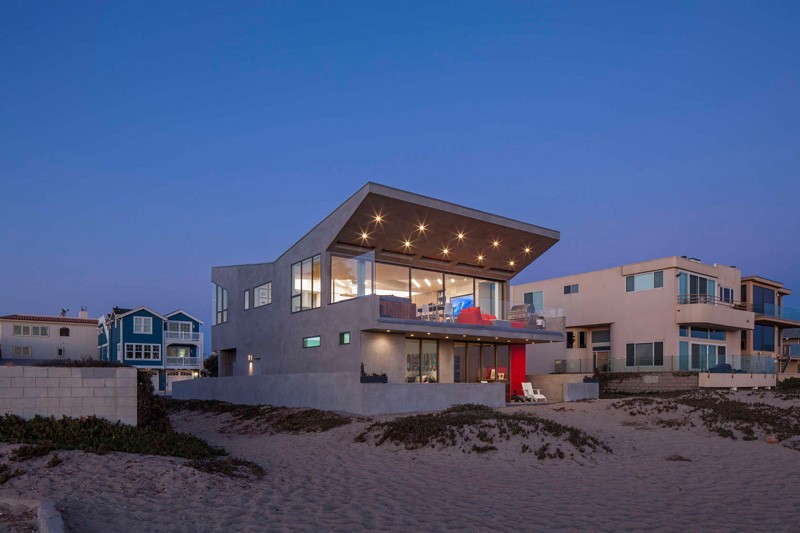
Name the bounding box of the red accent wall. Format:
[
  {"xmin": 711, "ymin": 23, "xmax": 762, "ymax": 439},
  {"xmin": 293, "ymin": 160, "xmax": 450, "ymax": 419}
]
[{"xmin": 510, "ymin": 345, "xmax": 526, "ymax": 400}]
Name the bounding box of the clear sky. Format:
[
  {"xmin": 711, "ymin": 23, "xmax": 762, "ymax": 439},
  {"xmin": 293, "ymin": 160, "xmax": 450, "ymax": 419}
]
[{"xmin": 1, "ymin": 1, "xmax": 798, "ymax": 354}]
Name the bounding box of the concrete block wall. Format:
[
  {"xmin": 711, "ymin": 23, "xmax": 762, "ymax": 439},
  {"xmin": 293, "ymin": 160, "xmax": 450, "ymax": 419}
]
[
  {"xmin": 0, "ymin": 367, "xmax": 137, "ymax": 425},
  {"xmin": 527, "ymin": 373, "xmax": 593, "ymax": 402},
  {"xmin": 603, "ymin": 372, "xmax": 698, "ymax": 393}
]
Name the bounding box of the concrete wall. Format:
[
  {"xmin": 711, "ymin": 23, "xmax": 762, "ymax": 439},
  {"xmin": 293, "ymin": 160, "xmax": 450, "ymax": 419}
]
[
  {"xmin": 527, "ymin": 373, "xmax": 593, "ymax": 402},
  {"xmin": 699, "ymin": 372, "xmax": 776, "ymax": 389},
  {"xmin": 603, "ymin": 372, "xmax": 699, "ymax": 393},
  {"xmin": 0, "ymin": 320, "xmax": 99, "ymax": 361},
  {"xmin": 172, "ymin": 374, "xmax": 505, "ymax": 415},
  {"xmin": 0, "ymin": 366, "xmax": 137, "ymax": 425},
  {"xmin": 564, "ymin": 383, "xmax": 600, "ymax": 402}
]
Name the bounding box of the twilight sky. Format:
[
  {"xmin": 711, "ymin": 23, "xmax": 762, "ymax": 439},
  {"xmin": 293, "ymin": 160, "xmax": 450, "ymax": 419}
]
[{"xmin": 1, "ymin": 2, "xmax": 798, "ymax": 354}]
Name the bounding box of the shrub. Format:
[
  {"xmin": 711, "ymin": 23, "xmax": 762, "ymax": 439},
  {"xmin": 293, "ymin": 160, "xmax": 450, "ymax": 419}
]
[
  {"xmin": 203, "ymin": 354, "xmax": 219, "ymax": 377},
  {"xmin": 34, "ymin": 358, "xmax": 125, "ymax": 368},
  {"xmin": 137, "ymin": 371, "xmax": 172, "ymax": 432}
]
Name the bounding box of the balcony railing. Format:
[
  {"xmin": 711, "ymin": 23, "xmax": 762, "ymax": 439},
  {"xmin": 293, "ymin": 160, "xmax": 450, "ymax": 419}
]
[
  {"xmin": 677, "ymin": 294, "xmax": 751, "ymax": 310},
  {"xmin": 555, "ymin": 354, "xmax": 776, "ymax": 374},
  {"xmin": 166, "ymin": 356, "xmax": 200, "ymax": 368},
  {"xmin": 164, "ymin": 331, "xmax": 203, "ymax": 342},
  {"xmin": 378, "ymin": 296, "xmax": 564, "ymax": 335},
  {"xmin": 754, "ymin": 303, "xmax": 800, "ymax": 322}
]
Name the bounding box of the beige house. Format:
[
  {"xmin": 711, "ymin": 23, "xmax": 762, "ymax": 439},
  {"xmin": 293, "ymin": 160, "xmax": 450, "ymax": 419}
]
[
  {"xmin": 512, "ymin": 256, "xmax": 773, "ymax": 375},
  {"xmin": 739, "ymin": 277, "xmax": 800, "ymax": 372},
  {"xmin": 781, "ymin": 328, "xmax": 800, "ymax": 374},
  {"xmin": 0, "ymin": 310, "xmax": 99, "ymax": 363}
]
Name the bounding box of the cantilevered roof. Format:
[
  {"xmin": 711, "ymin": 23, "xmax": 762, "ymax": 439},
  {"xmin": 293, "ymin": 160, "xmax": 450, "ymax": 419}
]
[{"xmin": 327, "ymin": 183, "xmax": 559, "ymax": 281}]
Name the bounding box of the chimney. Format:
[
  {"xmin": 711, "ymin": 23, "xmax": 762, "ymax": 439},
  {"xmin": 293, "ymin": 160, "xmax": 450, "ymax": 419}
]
[{"xmin": 79, "ymin": 306, "xmax": 89, "ymax": 319}]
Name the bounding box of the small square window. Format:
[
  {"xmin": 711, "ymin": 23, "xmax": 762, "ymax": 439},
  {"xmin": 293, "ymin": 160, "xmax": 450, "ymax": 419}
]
[
  {"xmin": 303, "ymin": 336, "xmax": 321, "ymax": 348},
  {"xmin": 339, "ymin": 332, "xmax": 351, "ymax": 345}
]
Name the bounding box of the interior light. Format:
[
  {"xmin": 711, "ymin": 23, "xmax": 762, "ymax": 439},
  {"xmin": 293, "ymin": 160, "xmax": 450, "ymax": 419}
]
[
  {"xmin": 427, "ymin": 332, "xmax": 431, "ymax": 335},
  {"xmin": 450, "ymin": 278, "xmax": 455, "ymax": 283},
  {"xmin": 410, "ymin": 334, "xmax": 414, "ymax": 337},
  {"xmin": 437, "ymin": 278, "xmax": 442, "ymax": 284},
  {"xmin": 424, "ymin": 278, "xmax": 431, "ymax": 287},
  {"xmin": 445, "ymin": 336, "xmax": 449, "ymax": 339},
  {"xmin": 386, "ymin": 330, "xmax": 391, "ymax": 333},
  {"xmin": 412, "ymin": 278, "xmax": 421, "ymax": 288}
]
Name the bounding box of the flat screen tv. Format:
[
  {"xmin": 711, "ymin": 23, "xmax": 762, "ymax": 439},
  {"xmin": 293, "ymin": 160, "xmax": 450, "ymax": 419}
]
[{"xmin": 450, "ymin": 294, "xmax": 474, "ymax": 318}]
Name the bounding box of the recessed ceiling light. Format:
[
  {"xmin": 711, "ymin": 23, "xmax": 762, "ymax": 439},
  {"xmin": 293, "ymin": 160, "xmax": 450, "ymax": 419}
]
[
  {"xmin": 427, "ymin": 332, "xmax": 431, "ymax": 335},
  {"xmin": 492, "ymin": 240, "xmax": 500, "ymax": 248},
  {"xmin": 442, "ymin": 247, "xmax": 450, "ymax": 256},
  {"xmin": 360, "ymin": 231, "xmax": 369, "ymax": 240},
  {"xmin": 524, "ymin": 247, "xmax": 531, "ymax": 254},
  {"xmin": 477, "ymin": 254, "xmax": 484, "ymax": 262},
  {"xmin": 374, "ymin": 214, "xmax": 383, "ymax": 223},
  {"xmin": 509, "ymin": 260, "xmax": 515, "ymax": 267},
  {"xmin": 457, "ymin": 232, "xmax": 465, "ymax": 240},
  {"xmin": 418, "ymin": 223, "xmax": 427, "ymax": 232},
  {"xmin": 403, "ymin": 240, "xmax": 412, "ymax": 249}
]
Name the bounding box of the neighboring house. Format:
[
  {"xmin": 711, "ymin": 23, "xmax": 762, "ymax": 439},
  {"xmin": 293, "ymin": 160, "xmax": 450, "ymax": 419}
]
[
  {"xmin": 201, "ymin": 182, "xmax": 564, "ymax": 414},
  {"xmin": 740, "ymin": 277, "xmax": 800, "ymax": 372},
  {"xmin": 0, "ymin": 309, "xmax": 98, "ymax": 363},
  {"xmin": 512, "ymin": 256, "xmax": 775, "ymax": 375},
  {"xmin": 98, "ymin": 307, "xmax": 204, "ymax": 393},
  {"xmin": 781, "ymin": 328, "xmax": 800, "ymax": 374}
]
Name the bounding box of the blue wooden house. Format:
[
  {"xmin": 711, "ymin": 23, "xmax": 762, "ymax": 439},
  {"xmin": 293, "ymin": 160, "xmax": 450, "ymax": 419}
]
[{"xmin": 98, "ymin": 306, "xmax": 204, "ymax": 393}]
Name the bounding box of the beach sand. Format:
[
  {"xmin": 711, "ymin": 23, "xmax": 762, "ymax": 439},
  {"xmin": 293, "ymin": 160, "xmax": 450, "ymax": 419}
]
[{"xmin": 1, "ymin": 391, "xmax": 799, "ymax": 532}]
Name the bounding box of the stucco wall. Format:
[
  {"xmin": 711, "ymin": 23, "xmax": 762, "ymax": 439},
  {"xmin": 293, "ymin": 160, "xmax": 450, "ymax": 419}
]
[
  {"xmin": 0, "ymin": 366, "xmax": 137, "ymax": 425},
  {"xmin": 173, "ymin": 374, "xmax": 505, "ymax": 415},
  {"xmin": 603, "ymin": 372, "xmax": 699, "ymax": 393},
  {"xmin": 527, "ymin": 373, "xmax": 593, "ymax": 402},
  {"xmin": 0, "ymin": 321, "xmax": 98, "ymax": 361},
  {"xmin": 699, "ymin": 373, "xmax": 776, "ymax": 389}
]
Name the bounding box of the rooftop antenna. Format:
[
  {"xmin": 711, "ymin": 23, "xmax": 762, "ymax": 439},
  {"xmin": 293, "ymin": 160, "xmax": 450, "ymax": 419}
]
[{"xmin": 60, "ymin": 308, "xmax": 69, "ymax": 317}]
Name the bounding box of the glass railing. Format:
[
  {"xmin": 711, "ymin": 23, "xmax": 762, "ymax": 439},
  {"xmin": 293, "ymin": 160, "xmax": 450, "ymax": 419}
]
[
  {"xmin": 378, "ymin": 297, "xmax": 564, "ymax": 334},
  {"xmin": 676, "ymin": 294, "xmax": 750, "ymax": 310},
  {"xmin": 554, "ymin": 354, "xmax": 776, "ymax": 374},
  {"xmin": 755, "ymin": 303, "xmax": 800, "ymax": 322}
]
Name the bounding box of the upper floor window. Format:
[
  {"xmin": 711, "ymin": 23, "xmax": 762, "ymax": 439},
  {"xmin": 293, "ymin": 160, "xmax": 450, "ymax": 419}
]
[
  {"xmin": 214, "ymin": 284, "xmax": 228, "ymax": 324},
  {"xmin": 254, "ymin": 282, "xmax": 272, "ymax": 307},
  {"xmin": 292, "ymin": 255, "xmax": 321, "ymax": 313},
  {"xmin": 625, "ymin": 271, "xmax": 663, "ymax": 292},
  {"xmin": 134, "ymin": 316, "xmax": 153, "ymax": 334},
  {"xmin": 678, "ymin": 272, "xmax": 716, "ymax": 303},
  {"xmin": 13, "ymin": 325, "xmax": 49, "ymax": 337},
  {"xmin": 331, "ymin": 254, "xmax": 374, "ymax": 303},
  {"xmin": 59, "ymin": 327, "xmax": 70, "ymax": 337},
  {"xmin": 523, "ymin": 290, "xmax": 543, "ymax": 311},
  {"xmin": 719, "ymin": 286, "xmax": 735, "ymax": 303},
  {"xmin": 564, "ymin": 284, "xmax": 579, "ymax": 294},
  {"xmin": 753, "ymin": 286, "xmax": 775, "ymax": 315}
]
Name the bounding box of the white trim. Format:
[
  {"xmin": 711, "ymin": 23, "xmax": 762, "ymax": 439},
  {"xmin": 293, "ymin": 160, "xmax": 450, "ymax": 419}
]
[
  {"xmin": 164, "ymin": 310, "xmax": 204, "ymax": 325},
  {"xmin": 134, "ymin": 316, "xmax": 153, "ymax": 334},
  {"xmin": 124, "ymin": 343, "xmax": 162, "ymax": 360},
  {"xmin": 115, "ymin": 306, "xmax": 167, "ymax": 320}
]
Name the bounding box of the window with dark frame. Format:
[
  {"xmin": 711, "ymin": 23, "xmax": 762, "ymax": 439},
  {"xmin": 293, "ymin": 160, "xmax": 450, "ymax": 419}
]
[
  {"xmin": 564, "ymin": 284, "xmax": 579, "ymax": 294},
  {"xmin": 292, "ymin": 255, "xmax": 321, "ymax": 313},
  {"xmin": 566, "ymin": 331, "xmax": 575, "ymax": 348},
  {"xmin": 579, "ymin": 331, "xmax": 586, "ymax": 348},
  {"xmin": 59, "ymin": 327, "xmax": 70, "ymax": 337},
  {"xmin": 339, "ymin": 332, "xmax": 351, "ymax": 345},
  {"xmin": 303, "ymin": 335, "xmax": 321, "ymax": 348}
]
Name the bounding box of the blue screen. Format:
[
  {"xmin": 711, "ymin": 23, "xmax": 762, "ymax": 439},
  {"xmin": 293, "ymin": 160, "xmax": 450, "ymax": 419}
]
[{"xmin": 451, "ymin": 295, "xmax": 474, "ymax": 317}]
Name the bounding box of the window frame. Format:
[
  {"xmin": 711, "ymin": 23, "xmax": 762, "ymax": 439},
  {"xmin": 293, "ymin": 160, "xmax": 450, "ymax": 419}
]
[
  {"xmin": 625, "ymin": 271, "xmax": 664, "ymax": 292},
  {"xmin": 124, "ymin": 343, "xmax": 162, "ymax": 360},
  {"xmin": 292, "ymin": 255, "xmax": 321, "ymax": 313},
  {"xmin": 564, "ymin": 284, "xmax": 579, "ymax": 294},
  {"xmin": 133, "ymin": 316, "xmax": 153, "ymax": 335},
  {"xmin": 254, "ymin": 282, "xmax": 272, "ymax": 307},
  {"xmin": 244, "ymin": 289, "xmax": 250, "ymax": 310},
  {"xmin": 339, "ymin": 332, "xmax": 351, "ymax": 345},
  {"xmin": 303, "ymin": 335, "xmax": 321, "ymax": 348},
  {"xmin": 625, "ymin": 341, "xmax": 664, "ymax": 367}
]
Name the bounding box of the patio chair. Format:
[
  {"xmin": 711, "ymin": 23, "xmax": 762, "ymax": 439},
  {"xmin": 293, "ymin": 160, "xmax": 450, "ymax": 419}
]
[{"xmin": 522, "ymin": 382, "xmax": 547, "ymax": 402}]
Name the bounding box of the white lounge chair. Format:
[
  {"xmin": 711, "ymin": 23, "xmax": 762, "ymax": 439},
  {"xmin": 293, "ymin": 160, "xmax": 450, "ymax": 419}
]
[{"xmin": 522, "ymin": 382, "xmax": 547, "ymax": 402}]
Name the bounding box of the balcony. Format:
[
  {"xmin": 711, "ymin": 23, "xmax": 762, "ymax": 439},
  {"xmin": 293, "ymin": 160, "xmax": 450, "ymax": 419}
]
[
  {"xmin": 754, "ymin": 303, "xmax": 800, "ymax": 325},
  {"xmin": 164, "ymin": 331, "xmax": 203, "ymax": 343},
  {"xmin": 375, "ymin": 296, "xmax": 565, "ymax": 342},
  {"xmin": 675, "ymin": 295, "xmax": 754, "ymax": 331},
  {"xmin": 166, "ymin": 356, "xmax": 200, "ymax": 368}
]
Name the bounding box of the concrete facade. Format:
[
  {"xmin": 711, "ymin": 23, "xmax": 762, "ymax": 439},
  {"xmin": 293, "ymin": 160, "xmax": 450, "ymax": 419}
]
[
  {"xmin": 0, "ymin": 366, "xmax": 137, "ymax": 425},
  {"xmin": 172, "ymin": 373, "xmax": 506, "ymax": 415},
  {"xmin": 512, "ymin": 257, "xmax": 756, "ymax": 375},
  {"xmin": 200, "ymin": 183, "xmax": 564, "ymax": 413},
  {"xmin": 0, "ymin": 311, "xmax": 99, "ymax": 363}
]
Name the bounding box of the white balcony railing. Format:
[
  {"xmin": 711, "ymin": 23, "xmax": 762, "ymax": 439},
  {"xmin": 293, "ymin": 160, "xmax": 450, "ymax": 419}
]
[
  {"xmin": 166, "ymin": 356, "xmax": 200, "ymax": 368},
  {"xmin": 164, "ymin": 331, "xmax": 202, "ymax": 342}
]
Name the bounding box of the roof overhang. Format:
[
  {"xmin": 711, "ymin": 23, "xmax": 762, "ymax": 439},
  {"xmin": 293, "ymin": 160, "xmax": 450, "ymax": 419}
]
[
  {"xmin": 164, "ymin": 310, "xmax": 204, "ymax": 325},
  {"xmin": 327, "ymin": 183, "xmax": 560, "ymax": 281},
  {"xmin": 114, "ymin": 306, "xmax": 167, "ymax": 321}
]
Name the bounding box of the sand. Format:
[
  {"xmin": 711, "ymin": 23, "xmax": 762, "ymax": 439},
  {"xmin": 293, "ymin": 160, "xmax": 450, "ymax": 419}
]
[{"xmin": 1, "ymin": 391, "xmax": 799, "ymax": 532}]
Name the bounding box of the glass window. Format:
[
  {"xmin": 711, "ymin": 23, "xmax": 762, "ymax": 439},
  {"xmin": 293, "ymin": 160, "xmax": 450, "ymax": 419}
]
[
  {"xmin": 592, "ymin": 330, "xmax": 611, "ymax": 344},
  {"xmin": 626, "ymin": 341, "xmax": 663, "ymax": 366},
  {"xmin": 477, "ymin": 279, "xmax": 504, "ymax": 319},
  {"xmin": 411, "ymin": 268, "xmax": 444, "ymax": 318},
  {"xmin": 303, "ymin": 336, "xmax": 321, "ymax": 348},
  {"xmin": 214, "ymin": 284, "xmax": 228, "ymax": 324},
  {"xmin": 467, "ymin": 343, "xmax": 481, "ymax": 382},
  {"xmin": 579, "ymin": 331, "xmax": 586, "ymax": 348},
  {"xmin": 421, "ymin": 340, "xmax": 438, "ymax": 383},
  {"xmin": 679, "ymin": 326, "xmax": 688, "ymax": 337},
  {"xmin": 447, "ymin": 276, "xmax": 475, "ymax": 319},
  {"xmin": 454, "ymin": 342, "xmax": 467, "ymax": 383},
  {"xmin": 292, "ymin": 255, "xmax": 321, "ymax": 312},
  {"xmin": 375, "ymin": 262, "xmax": 411, "ymax": 299},
  {"xmin": 753, "ymin": 286, "xmax": 775, "ymax": 315},
  {"xmin": 753, "ymin": 324, "xmax": 775, "ymax": 352},
  {"xmin": 523, "ymin": 290, "xmax": 543, "ymax": 310},
  {"xmin": 254, "ymin": 282, "xmax": 272, "ymax": 307},
  {"xmin": 691, "ymin": 327, "xmax": 709, "ymax": 339},
  {"xmin": 339, "ymin": 332, "xmax": 350, "ymax": 345},
  {"xmin": 481, "ymin": 344, "xmax": 495, "ymax": 381},
  {"xmin": 59, "ymin": 327, "xmax": 70, "ymax": 337},
  {"xmin": 244, "ymin": 289, "xmax": 250, "ymax": 310},
  {"xmin": 626, "ymin": 271, "xmax": 664, "ymax": 292},
  {"xmin": 496, "ymin": 345, "xmax": 509, "ymax": 382},
  {"xmin": 134, "ymin": 316, "xmax": 152, "ymax": 334},
  {"xmin": 331, "ymin": 254, "xmax": 374, "ymax": 303},
  {"xmin": 567, "ymin": 331, "xmax": 575, "ymax": 349},
  {"xmin": 564, "ymin": 284, "xmax": 579, "ymax": 294}
]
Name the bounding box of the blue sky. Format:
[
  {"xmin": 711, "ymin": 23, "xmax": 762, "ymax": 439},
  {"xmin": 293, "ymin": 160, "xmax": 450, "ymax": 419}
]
[{"xmin": 1, "ymin": 2, "xmax": 798, "ymax": 353}]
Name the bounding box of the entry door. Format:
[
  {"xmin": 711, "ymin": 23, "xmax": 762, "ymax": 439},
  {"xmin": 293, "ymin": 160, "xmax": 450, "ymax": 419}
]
[{"xmin": 594, "ymin": 351, "xmax": 609, "ymax": 372}]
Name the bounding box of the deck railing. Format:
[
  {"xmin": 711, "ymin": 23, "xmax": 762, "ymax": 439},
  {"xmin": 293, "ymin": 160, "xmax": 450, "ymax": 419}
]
[
  {"xmin": 554, "ymin": 354, "xmax": 776, "ymax": 374},
  {"xmin": 164, "ymin": 331, "xmax": 203, "ymax": 342},
  {"xmin": 166, "ymin": 356, "xmax": 200, "ymax": 368},
  {"xmin": 677, "ymin": 294, "xmax": 751, "ymax": 310}
]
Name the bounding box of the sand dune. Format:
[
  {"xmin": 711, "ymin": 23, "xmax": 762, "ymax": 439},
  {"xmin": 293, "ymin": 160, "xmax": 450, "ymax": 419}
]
[{"xmin": 0, "ymin": 392, "xmax": 798, "ymax": 532}]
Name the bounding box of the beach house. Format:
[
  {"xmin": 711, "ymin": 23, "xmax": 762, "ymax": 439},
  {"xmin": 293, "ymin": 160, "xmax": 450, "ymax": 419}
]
[
  {"xmin": 512, "ymin": 257, "xmax": 800, "ymax": 378},
  {"xmin": 175, "ymin": 182, "xmax": 565, "ymax": 414},
  {"xmin": 98, "ymin": 307, "xmax": 204, "ymax": 393},
  {"xmin": 0, "ymin": 309, "xmax": 98, "ymax": 363}
]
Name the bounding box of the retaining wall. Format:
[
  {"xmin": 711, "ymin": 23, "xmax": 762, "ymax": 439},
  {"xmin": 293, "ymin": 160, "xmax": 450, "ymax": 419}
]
[
  {"xmin": 0, "ymin": 366, "xmax": 137, "ymax": 425},
  {"xmin": 172, "ymin": 373, "xmax": 505, "ymax": 415},
  {"xmin": 527, "ymin": 373, "xmax": 593, "ymax": 402},
  {"xmin": 603, "ymin": 372, "xmax": 699, "ymax": 393},
  {"xmin": 699, "ymin": 373, "xmax": 776, "ymax": 389}
]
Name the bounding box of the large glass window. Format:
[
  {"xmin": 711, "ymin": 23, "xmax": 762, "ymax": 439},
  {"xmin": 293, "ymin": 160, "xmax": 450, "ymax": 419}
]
[
  {"xmin": 448, "ymin": 276, "xmax": 475, "ymax": 319},
  {"xmin": 405, "ymin": 339, "xmax": 438, "ymax": 383},
  {"xmin": 134, "ymin": 316, "xmax": 153, "ymax": 334},
  {"xmin": 331, "ymin": 254, "xmax": 374, "ymax": 303},
  {"xmin": 292, "ymin": 255, "xmax": 321, "ymax": 312},
  {"xmin": 690, "ymin": 344, "xmax": 726, "ymax": 370},
  {"xmin": 625, "ymin": 341, "xmax": 664, "ymax": 366},
  {"xmin": 454, "ymin": 342, "xmax": 467, "ymax": 383},
  {"xmin": 214, "ymin": 284, "xmax": 228, "ymax": 324},
  {"xmin": 477, "ymin": 279, "xmax": 503, "ymax": 319},
  {"xmin": 254, "ymin": 282, "xmax": 272, "ymax": 307},
  {"xmin": 753, "ymin": 324, "xmax": 775, "ymax": 352},
  {"xmin": 523, "ymin": 290, "xmax": 544, "ymax": 311},
  {"xmin": 467, "ymin": 343, "xmax": 481, "ymax": 382},
  {"xmin": 753, "ymin": 286, "xmax": 775, "ymax": 315},
  {"xmin": 626, "ymin": 271, "xmax": 664, "ymax": 292},
  {"xmin": 411, "ymin": 268, "xmax": 444, "ymax": 319},
  {"xmin": 13, "ymin": 325, "xmax": 49, "ymax": 337},
  {"xmin": 375, "ymin": 262, "xmax": 411, "ymax": 298},
  {"xmin": 678, "ymin": 273, "xmax": 716, "ymax": 303}
]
